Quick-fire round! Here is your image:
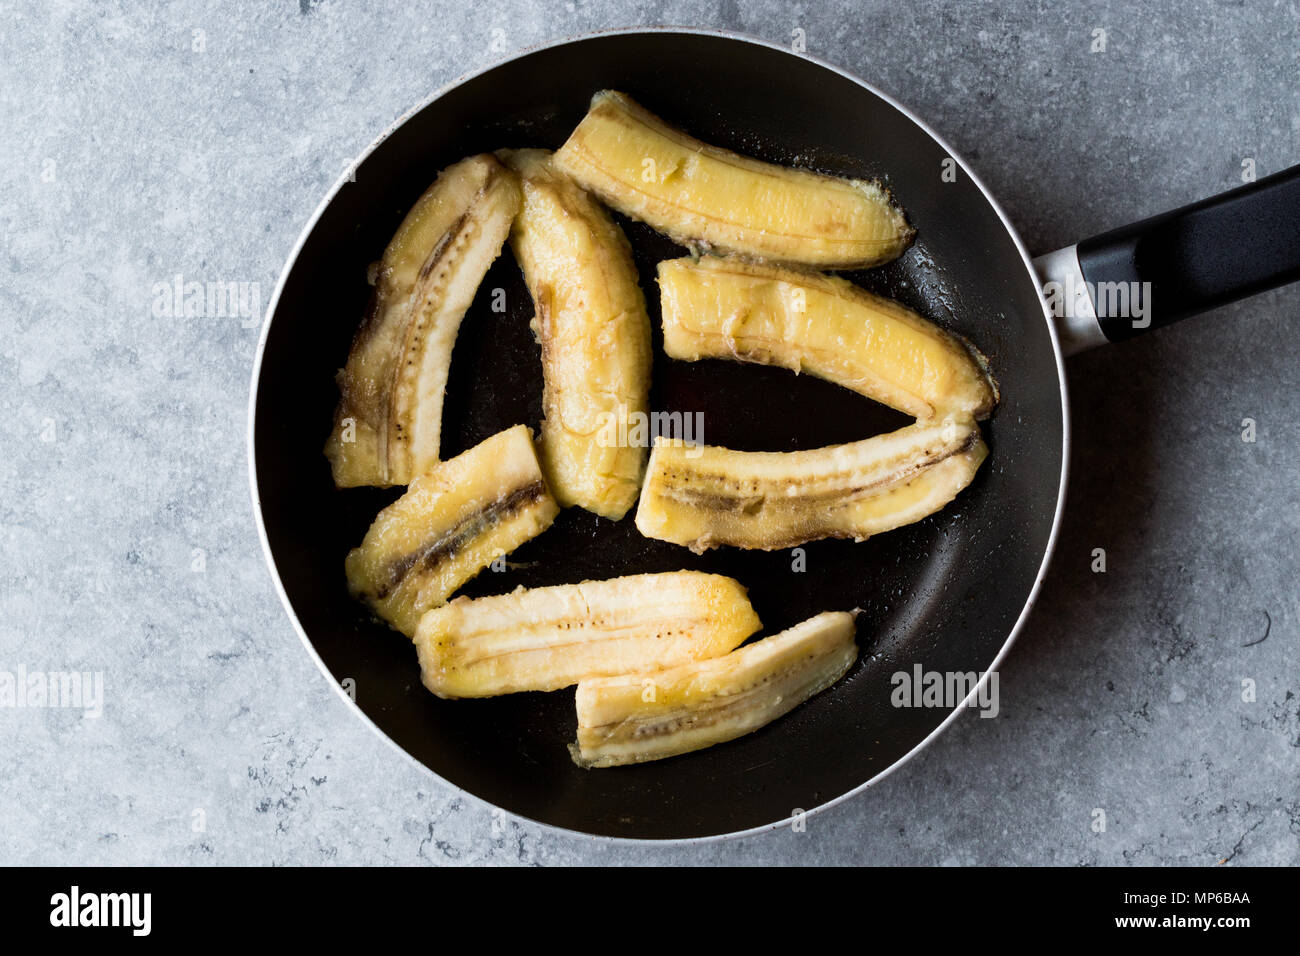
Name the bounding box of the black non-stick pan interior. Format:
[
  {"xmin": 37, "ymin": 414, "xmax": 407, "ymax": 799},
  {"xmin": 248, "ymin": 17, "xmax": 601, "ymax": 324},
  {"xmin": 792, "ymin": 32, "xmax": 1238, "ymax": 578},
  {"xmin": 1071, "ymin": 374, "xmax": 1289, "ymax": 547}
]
[{"xmin": 252, "ymin": 31, "xmax": 1065, "ymax": 839}]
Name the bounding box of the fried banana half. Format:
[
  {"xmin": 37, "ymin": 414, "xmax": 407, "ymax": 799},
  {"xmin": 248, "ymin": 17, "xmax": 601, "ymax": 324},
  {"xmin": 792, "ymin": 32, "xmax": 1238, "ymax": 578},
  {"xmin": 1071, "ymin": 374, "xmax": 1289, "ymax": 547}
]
[
  {"xmin": 659, "ymin": 256, "xmax": 997, "ymax": 421},
  {"xmin": 635, "ymin": 418, "xmax": 987, "ymax": 552},
  {"xmin": 345, "ymin": 425, "xmax": 559, "ymax": 636},
  {"xmin": 497, "ymin": 148, "xmax": 652, "ymax": 519},
  {"xmin": 325, "ymin": 154, "xmax": 521, "ymax": 487},
  {"xmin": 414, "ymin": 571, "xmax": 761, "ymax": 698},
  {"xmin": 572, "ymin": 610, "xmax": 858, "ymax": 768},
  {"xmin": 553, "ymin": 90, "xmax": 913, "ymax": 269}
]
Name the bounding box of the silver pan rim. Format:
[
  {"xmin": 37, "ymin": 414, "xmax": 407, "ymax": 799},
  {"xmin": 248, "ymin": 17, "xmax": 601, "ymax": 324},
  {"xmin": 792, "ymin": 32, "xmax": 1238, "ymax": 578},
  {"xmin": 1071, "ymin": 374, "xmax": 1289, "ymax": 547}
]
[{"xmin": 246, "ymin": 25, "xmax": 1072, "ymax": 848}]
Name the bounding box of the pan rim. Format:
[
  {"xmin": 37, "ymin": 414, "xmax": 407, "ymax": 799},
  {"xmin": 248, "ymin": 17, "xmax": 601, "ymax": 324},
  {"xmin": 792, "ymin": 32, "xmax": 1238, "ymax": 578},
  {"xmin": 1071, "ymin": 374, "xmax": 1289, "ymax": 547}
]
[{"xmin": 246, "ymin": 25, "xmax": 1072, "ymax": 847}]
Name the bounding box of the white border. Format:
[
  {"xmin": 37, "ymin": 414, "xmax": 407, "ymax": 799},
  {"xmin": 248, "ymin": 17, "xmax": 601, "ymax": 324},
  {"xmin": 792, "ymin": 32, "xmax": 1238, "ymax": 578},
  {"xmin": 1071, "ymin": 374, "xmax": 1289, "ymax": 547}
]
[{"xmin": 247, "ymin": 26, "xmax": 1072, "ymax": 847}]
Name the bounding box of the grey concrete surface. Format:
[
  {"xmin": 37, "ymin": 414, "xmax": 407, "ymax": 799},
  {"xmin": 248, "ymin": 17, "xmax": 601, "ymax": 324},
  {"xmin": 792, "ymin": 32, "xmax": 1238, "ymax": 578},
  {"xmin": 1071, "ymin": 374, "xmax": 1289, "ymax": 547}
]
[{"xmin": 1, "ymin": 0, "xmax": 1297, "ymax": 865}]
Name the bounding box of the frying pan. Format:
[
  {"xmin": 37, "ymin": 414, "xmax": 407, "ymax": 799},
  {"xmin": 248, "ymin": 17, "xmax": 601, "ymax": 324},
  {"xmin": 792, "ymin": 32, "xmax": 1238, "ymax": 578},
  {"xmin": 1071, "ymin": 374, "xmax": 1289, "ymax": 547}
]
[{"xmin": 248, "ymin": 29, "xmax": 1300, "ymax": 841}]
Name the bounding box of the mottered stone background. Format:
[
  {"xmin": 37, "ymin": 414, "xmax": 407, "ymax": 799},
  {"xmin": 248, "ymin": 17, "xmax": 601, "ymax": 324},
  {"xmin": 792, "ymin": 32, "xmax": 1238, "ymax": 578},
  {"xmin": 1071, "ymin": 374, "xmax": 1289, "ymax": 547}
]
[{"xmin": 1, "ymin": 0, "xmax": 1297, "ymax": 865}]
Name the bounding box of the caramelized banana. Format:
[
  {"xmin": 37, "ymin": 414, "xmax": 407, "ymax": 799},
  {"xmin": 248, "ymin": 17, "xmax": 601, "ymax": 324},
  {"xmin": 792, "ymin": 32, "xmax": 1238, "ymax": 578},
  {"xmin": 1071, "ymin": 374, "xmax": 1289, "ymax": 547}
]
[
  {"xmin": 325, "ymin": 155, "xmax": 522, "ymax": 487},
  {"xmin": 553, "ymin": 91, "xmax": 913, "ymax": 269},
  {"xmin": 345, "ymin": 425, "xmax": 558, "ymax": 636},
  {"xmin": 497, "ymin": 149, "xmax": 652, "ymax": 519},
  {"xmin": 572, "ymin": 611, "xmax": 858, "ymax": 767},
  {"xmin": 658, "ymin": 256, "xmax": 997, "ymax": 420},
  {"xmin": 414, "ymin": 571, "xmax": 761, "ymax": 698},
  {"xmin": 635, "ymin": 419, "xmax": 987, "ymax": 552}
]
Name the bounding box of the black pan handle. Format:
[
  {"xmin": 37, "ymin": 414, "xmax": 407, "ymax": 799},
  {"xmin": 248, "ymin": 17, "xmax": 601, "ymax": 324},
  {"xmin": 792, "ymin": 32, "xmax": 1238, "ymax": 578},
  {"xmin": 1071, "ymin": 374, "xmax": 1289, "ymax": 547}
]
[{"xmin": 1036, "ymin": 164, "xmax": 1300, "ymax": 353}]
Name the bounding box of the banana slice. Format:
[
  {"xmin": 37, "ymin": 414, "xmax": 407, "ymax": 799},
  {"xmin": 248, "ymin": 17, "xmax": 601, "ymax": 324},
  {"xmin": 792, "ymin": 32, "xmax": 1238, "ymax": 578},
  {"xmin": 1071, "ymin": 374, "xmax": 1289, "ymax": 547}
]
[
  {"xmin": 635, "ymin": 419, "xmax": 987, "ymax": 553},
  {"xmin": 324, "ymin": 155, "xmax": 522, "ymax": 487},
  {"xmin": 415, "ymin": 571, "xmax": 761, "ymax": 698},
  {"xmin": 345, "ymin": 425, "xmax": 559, "ymax": 636},
  {"xmin": 572, "ymin": 610, "xmax": 858, "ymax": 768},
  {"xmin": 553, "ymin": 90, "xmax": 913, "ymax": 269},
  {"xmin": 497, "ymin": 148, "xmax": 652, "ymax": 520},
  {"xmin": 659, "ymin": 256, "xmax": 998, "ymax": 421}
]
